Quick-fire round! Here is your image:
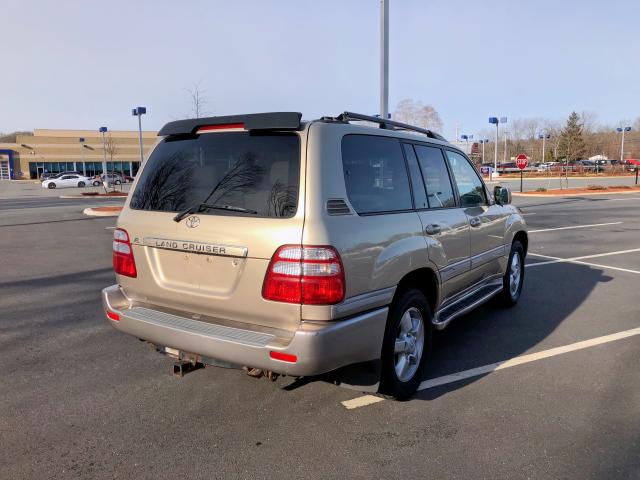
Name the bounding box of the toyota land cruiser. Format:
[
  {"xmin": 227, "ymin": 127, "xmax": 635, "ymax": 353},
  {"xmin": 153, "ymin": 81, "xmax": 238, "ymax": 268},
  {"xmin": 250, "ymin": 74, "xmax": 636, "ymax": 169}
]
[{"xmin": 102, "ymin": 111, "xmax": 527, "ymax": 398}]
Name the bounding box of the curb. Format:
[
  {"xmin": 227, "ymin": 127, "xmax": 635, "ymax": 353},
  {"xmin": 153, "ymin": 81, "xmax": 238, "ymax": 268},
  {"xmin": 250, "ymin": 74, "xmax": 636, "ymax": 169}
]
[
  {"xmin": 83, "ymin": 207, "xmax": 123, "ymax": 217},
  {"xmin": 514, "ymin": 189, "xmax": 640, "ymax": 197}
]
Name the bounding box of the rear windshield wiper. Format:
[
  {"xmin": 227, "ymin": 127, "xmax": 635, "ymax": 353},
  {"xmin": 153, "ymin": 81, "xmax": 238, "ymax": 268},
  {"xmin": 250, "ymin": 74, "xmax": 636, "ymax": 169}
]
[{"xmin": 173, "ymin": 203, "xmax": 258, "ymax": 222}]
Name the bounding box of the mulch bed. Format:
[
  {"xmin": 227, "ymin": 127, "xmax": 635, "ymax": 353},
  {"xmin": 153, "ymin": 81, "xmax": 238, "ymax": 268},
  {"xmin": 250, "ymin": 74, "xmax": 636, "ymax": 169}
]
[{"xmin": 81, "ymin": 191, "xmax": 128, "ymax": 197}]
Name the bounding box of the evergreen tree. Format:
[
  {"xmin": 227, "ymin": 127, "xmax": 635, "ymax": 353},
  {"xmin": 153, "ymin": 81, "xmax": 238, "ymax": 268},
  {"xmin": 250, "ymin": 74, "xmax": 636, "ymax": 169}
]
[{"xmin": 557, "ymin": 112, "xmax": 586, "ymax": 161}]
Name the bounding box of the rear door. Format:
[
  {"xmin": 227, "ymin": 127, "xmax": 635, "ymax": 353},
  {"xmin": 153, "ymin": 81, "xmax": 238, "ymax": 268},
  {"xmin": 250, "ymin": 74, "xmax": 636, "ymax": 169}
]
[
  {"xmin": 406, "ymin": 143, "xmax": 471, "ymax": 301},
  {"xmin": 117, "ymin": 128, "xmax": 306, "ymax": 332},
  {"xmin": 444, "ymin": 149, "xmax": 507, "ymax": 284}
]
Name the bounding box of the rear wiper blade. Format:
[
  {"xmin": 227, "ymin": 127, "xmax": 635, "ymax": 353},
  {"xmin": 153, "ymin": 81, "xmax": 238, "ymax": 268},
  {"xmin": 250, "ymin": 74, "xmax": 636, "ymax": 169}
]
[{"xmin": 173, "ymin": 203, "xmax": 257, "ymax": 222}]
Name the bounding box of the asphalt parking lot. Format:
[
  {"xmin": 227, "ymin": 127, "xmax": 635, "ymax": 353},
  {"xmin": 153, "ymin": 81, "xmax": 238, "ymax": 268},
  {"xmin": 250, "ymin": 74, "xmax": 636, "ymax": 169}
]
[{"xmin": 1, "ymin": 187, "xmax": 639, "ymax": 479}]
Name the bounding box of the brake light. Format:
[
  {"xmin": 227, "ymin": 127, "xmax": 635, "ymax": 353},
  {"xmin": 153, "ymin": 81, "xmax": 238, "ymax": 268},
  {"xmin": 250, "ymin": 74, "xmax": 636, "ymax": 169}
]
[
  {"xmin": 112, "ymin": 228, "xmax": 137, "ymax": 278},
  {"xmin": 106, "ymin": 311, "xmax": 120, "ymax": 321},
  {"xmin": 262, "ymin": 245, "xmax": 345, "ymax": 305},
  {"xmin": 197, "ymin": 123, "xmax": 245, "ymax": 133}
]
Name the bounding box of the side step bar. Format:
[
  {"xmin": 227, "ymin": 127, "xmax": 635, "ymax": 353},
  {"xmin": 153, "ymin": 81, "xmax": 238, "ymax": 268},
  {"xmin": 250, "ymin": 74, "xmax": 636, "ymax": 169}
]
[{"xmin": 434, "ymin": 283, "xmax": 503, "ymax": 330}]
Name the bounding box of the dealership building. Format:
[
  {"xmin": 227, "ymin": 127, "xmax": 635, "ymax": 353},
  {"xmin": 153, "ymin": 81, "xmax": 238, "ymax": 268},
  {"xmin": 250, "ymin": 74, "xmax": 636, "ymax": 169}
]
[{"xmin": 0, "ymin": 128, "xmax": 158, "ymax": 180}]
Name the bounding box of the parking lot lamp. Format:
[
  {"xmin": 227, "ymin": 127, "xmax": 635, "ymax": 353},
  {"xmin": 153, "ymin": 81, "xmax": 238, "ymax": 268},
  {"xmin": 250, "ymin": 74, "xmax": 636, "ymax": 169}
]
[
  {"xmin": 616, "ymin": 126, "xmax": 631, "ymax": 163},
  {"xmin": 99, "ymin": 127, "xmax": 108, "ymax": 175},
  {"xmin": 479, "ymin": 139, "xmax": 489, "ymax": 163},
  {"xmin": 132, "ymin": 107, "xmax": 146, "ymax": 164},
  {"xmin": 489, "ymin": 118, "xmax": 500, "ymax": 178},
  {"xmin": 79, "ymin": 137, "xmax": 86, "ymax": 176},
  {"xmin": 380, "ymin": 0, "xmax": 389, "ymax": 119},
  {"xmin": 538, "ymin": 133, "xmax": 551, "ymax": 163}
]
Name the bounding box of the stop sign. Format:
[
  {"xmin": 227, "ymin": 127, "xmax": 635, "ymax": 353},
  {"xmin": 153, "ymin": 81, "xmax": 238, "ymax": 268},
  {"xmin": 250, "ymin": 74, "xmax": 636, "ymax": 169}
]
[{"xmin": 516, "ymin": 154, "xmax": 528, "ymax": 170}]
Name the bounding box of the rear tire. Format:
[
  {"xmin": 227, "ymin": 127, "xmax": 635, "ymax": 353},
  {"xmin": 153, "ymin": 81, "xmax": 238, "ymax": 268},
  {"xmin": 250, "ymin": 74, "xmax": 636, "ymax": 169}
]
[
  {"xmin": 500, "ymin": 240, "xmax": 525, "ymax": 306},
  {"xmin": 379, "ymin": 289, "xmax": 432, "ymax": 399},
  {"xmin": 48, "ymin": 183, "xmax": 56, "ymax": 189}
]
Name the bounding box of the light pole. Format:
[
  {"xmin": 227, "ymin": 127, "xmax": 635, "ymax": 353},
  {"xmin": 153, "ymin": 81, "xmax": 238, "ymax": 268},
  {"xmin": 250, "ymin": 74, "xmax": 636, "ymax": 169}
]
[
  {"xmin": 538, "ymin": 133, "xmax": 550, "ymax": 163},
  {"xmin": 479, "ymin": 139, "xmax": 490, "ymax": 163},
  {"xmin": 616, "ymin": 126, "xmax": 631, "ymax": 163},
  {"xmin": 79, "ymin": 137, "xmax": 86, "ymax": 176},
  {"xmin": 99, "ymin": 126, "xmax": 108, "ymax": 176},
  {"xmin": 132, "ymin": 107, "xmax": 146, "ymax": 177},
  {"xmin": 379, "ymin": 0, "xmax": 389, "ymax": 119},
  {"xmin": 489, "ymin": 117, "xmax": 499, "ymax": 178},
  {"xmin": 460, "ymin": 134, "xmax": 473, "ymax": 155}
]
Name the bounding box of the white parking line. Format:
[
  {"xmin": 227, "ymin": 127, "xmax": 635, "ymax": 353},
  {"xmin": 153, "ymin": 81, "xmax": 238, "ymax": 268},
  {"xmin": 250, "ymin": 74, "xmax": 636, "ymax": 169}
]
[
  {"xmin": 607, "ymin": 197, "xmax": 640, "ymax": 201},
  {"xmin": 528, "ymin": 222, "xmax": 622, "ymax": 233},
  {"xmin": 418, "ymin": 327, "xmax": 640, "ymax": 391},
  {"xmin": 341, "ymin": 327, "xmax": 640, "ymax": 408},
  {"xmin": 527, "ymin": 252, "xmax": 640, "ymax": 274},
  {"xmin": 527, "ymin": 248, "xmax": 640, "ymax": 267},
  {"xmin": 341, "ymin": 394, "xmax": 385, "ymax": 409}
]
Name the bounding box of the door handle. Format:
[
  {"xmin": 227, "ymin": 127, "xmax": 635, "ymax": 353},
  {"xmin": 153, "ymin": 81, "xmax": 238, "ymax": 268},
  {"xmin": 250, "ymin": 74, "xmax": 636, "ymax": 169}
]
[
  {"xmin": 469, "ymin": 217, "xmax": 481, "ymax": 228},
  {"xmin": 424, "ymin": 224, "xmax": 441, "ymax": 235}
]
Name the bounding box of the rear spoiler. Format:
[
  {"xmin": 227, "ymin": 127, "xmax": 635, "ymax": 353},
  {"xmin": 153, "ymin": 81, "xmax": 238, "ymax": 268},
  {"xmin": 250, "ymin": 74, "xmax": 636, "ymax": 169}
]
[{"xmin": 158, "ymin": 112, "xmax": 303, "ymax": 136}]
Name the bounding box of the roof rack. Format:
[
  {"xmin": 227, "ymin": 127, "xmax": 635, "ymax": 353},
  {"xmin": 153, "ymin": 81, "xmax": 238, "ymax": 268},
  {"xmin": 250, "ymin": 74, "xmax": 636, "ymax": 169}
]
[
  {"xmin": 158, "ymin": 112, "xmax": 302, "ymax": 136},
  {"xmin": 333, "ymin": 111, "xmax": 447, "ymax": 142}
]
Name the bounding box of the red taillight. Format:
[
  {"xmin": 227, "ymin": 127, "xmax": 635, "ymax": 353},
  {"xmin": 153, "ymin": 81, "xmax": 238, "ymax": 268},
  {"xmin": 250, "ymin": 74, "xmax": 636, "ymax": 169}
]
[
  {"xmin": 106, "ymin": 311, "xmax": 120, "ymax": 321},
  {"xmin": 262, "ymin": 245, "xmax": 345, "ymax": 305},
  {"xmin": 112, "ymin": 228, "xmax": 137, "ymax": 278},
  {"xmin": 197, "ymin": 123, "xmax": 245, "ymax": 133},
  {"xmin": 269, "ymin": 351, "xmax": 297, "ymax": 363}
]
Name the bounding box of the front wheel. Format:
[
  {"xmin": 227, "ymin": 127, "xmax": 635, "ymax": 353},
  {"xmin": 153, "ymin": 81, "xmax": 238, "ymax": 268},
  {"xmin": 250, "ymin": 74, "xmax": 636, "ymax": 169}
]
[
  {"xmin": 78, "ymin": 181, "xmax": 85, "ymax": 187},
  {"xmin": 93, "ymin": 181, "xmax": 100, "ymax": 186},
  {"xmin": 379, "ymin": 289, "xmax": 432, "ymax": 399},
  {"xmin": 48, "ymin": 183, "xmax": 56, "ymax": 189},
  {"xmin": 500, "ymin": 240, "xmax": 525, "ymax": 306},
  {"xmin": 114, "ymin": 180, "xmax": 121, "ymax": 185}
]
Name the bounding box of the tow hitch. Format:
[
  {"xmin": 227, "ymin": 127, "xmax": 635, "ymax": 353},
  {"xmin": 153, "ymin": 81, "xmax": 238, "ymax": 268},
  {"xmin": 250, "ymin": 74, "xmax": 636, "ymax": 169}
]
[{"xmin": 173, "ymin": 360, "xmax": 204, "ymax": 377}]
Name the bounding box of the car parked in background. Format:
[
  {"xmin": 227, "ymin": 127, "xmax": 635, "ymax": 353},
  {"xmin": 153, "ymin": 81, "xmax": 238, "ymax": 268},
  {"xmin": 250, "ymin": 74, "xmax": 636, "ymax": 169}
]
[
  {"xmin": 40, "ymin": 171, "xmax": 83, "ymax": 181},
  {"xmin": 41, "ymin": 174, "xmax": 92, "ymax": 189},
  {"xmin": 101, "ymin": 173, "xmax": 124, "ymax": 186}
]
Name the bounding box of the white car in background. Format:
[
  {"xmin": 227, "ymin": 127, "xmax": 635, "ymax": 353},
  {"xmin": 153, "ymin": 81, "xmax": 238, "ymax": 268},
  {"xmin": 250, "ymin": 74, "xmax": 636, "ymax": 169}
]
[{"xmin": 41, "ymin": 174, "xmax": 92, "ymax": 189}]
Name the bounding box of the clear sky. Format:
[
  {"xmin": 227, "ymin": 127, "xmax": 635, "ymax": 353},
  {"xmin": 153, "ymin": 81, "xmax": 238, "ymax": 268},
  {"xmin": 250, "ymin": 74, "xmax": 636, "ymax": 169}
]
[{"xmin": 2, "ymin": 0, "xmax": 638, "ymax": 138}]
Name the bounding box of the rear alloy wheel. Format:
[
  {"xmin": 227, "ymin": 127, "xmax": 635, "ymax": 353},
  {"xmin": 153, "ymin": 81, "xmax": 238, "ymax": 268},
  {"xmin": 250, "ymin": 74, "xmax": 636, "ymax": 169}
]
[
  {"xmin": 114, "ymin": 180, "xmax": 121, "ymax": 185},
  {"xmin": 380, "ymin": 289, "xmax": 432, "ymax": 399},
  {"xmin": 48, "ymin": 183, "xmax": 56, "ymax": 189},
  {"xmin": 78, "ymin": 181, "xmax": 85, "ymax": 187},
  {"xmin": 500, "ymin": 240, "xmax": 525, "ymax": 306}
]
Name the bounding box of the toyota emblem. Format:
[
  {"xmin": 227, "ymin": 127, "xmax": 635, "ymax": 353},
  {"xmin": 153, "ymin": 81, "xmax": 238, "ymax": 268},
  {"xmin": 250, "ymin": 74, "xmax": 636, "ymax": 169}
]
[{"xmin": 185, "ymin": 216, "xmax": 200, "ymax": 228}]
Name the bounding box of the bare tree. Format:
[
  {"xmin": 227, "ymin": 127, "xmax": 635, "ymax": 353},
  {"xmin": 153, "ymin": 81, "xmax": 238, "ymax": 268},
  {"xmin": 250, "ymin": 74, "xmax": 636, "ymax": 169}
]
[
  {"xmin": 185, "ymin": 81, "xmax": 210, "ymax": 118},
  {"xmin": 104, "ymin": 133, "xmax": 118, "ymax": 162},
  {"xmin": 393, "ymin": 99, "xmax": 443, "ymax": 132}
]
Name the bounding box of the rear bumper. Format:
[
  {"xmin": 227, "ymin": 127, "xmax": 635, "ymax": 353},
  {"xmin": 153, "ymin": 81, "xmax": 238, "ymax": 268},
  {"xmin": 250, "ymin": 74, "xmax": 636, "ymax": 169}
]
[{"xmin": 102, "ymin": 285, "xmax": 387, "ymax": 377}]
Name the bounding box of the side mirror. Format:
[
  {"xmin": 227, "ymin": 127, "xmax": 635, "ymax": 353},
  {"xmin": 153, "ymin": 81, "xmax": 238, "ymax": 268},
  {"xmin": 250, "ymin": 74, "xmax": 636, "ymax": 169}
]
[{"xmin": 494, "ymin": 186, "xmax": 512, "ymax": 205}]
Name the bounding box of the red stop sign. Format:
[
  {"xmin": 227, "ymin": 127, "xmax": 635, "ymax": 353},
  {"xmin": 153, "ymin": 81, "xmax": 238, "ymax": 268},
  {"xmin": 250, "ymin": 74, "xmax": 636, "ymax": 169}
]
[{"xmin": 516, "ymin": 154, "xmax": 528, "ymax": 170}]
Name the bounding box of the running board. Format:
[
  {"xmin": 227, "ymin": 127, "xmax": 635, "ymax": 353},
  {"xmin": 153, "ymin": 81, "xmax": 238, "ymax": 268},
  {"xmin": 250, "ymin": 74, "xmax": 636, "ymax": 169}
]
[{"xmin": 434, "ymin": 284, "xmax": 503, "ymax": 330}]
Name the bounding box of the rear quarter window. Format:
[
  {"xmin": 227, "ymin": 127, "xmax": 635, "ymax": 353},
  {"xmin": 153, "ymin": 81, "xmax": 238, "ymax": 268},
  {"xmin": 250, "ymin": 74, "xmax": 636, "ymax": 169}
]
[
  {"xmin": 130, "ymin": 131, "xmax": 300, "ymax": 218},
  {"xmin": 341, "ymin": 135, "xmax": 412, "ymax": 214}
]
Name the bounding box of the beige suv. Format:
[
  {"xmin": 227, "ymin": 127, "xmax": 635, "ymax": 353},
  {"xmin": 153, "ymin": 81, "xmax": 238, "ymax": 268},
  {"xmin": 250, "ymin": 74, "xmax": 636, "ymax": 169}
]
[{"xmin": 103, "ymin": 111, "xmax": 527, "ymax": 398}]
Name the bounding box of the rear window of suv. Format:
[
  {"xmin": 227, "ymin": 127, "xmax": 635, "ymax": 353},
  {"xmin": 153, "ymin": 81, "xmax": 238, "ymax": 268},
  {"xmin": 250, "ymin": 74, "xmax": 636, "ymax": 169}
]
[{"xmin": 130, "ymin": 131, "xmax": 300, "ymax": 218}]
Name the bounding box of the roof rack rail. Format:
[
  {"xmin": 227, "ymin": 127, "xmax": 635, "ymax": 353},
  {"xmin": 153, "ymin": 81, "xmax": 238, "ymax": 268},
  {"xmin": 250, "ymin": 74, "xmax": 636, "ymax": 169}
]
[{"xmin": 335, "ymin": 111, "xmax": 447, "ymax": 142}]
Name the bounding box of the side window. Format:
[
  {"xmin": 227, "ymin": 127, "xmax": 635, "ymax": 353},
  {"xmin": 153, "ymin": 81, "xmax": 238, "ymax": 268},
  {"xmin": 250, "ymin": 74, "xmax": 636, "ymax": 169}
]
[
  {"xmin": 413, "ymin": 145, "xmax": 456, "ymax": 208},
  {"xmin": 445, "ymin": 150, "xmax": 487, "ymax": 207},
  {"xmin": 402, "ymin": 144, "xmax": 428, "ymax": 209},
  {"xmin": 342, "ymin": 135, "xmax": 413, "ymax": 214}
]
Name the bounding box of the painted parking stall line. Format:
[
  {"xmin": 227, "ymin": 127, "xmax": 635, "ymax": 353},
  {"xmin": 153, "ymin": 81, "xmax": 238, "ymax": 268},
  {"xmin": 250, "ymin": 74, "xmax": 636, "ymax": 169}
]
[
  {"xmin": 527, "ymin": 248, "xmax": 640, "ymax": 267},
  {"xmin": 418, "ymin": 327, "xmax": 640, "ymax": 391},
  {"xmin": 528, "ymin": 222, "xmax": 622, "ymax": 233},
  {"xmin": 341, "ymin": 327, "xmax": 640, "ymax": 408},
  {"xmin": 527, "ymin": 252, "xmax": 640, "ymax": 275}
]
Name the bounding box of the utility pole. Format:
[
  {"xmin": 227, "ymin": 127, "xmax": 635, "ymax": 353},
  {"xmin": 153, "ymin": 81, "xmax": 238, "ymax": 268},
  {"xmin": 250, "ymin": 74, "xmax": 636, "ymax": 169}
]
[{"xmin": 380, "ymin": 0, "xmax": 389, "ymax": 119}]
